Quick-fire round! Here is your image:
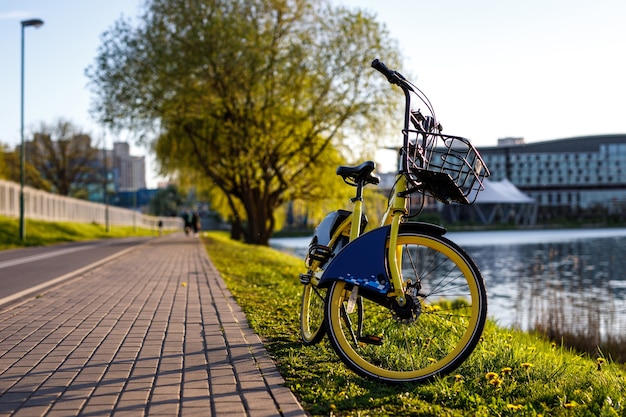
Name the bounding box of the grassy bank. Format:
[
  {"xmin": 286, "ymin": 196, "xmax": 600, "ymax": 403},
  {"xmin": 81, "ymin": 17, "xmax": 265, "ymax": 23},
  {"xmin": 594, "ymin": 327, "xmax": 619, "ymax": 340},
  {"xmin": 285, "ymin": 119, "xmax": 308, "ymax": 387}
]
[
  {"xmin": 0, "ymin": 216, "xmax": 162, "ymax": 250},
  {"xmin": 204, "ymin": 231, "xmax": 626, "ymax": 416}
]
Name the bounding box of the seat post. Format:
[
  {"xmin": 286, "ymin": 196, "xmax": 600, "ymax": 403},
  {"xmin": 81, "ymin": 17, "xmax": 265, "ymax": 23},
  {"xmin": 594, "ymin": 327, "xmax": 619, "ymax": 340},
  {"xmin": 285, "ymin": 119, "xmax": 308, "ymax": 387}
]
[
  {"xmin": 351, "ymin": 179, "xmax": 366, "ymax": 203},
  {"xmin": 349, "ymin": 179, "xmax": 367, "ymax": 241}
]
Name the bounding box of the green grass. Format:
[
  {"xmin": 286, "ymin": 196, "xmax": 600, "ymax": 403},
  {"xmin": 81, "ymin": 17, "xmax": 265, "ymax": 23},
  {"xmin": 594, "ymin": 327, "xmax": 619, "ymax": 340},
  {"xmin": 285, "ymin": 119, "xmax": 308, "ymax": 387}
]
[
  {"xmin": 203, "ymin": 231, "xmax": 626, "ymax": 417},
  {"xmin": 0, "ymin": 215, "xmax": 163, "ymax": 250}
]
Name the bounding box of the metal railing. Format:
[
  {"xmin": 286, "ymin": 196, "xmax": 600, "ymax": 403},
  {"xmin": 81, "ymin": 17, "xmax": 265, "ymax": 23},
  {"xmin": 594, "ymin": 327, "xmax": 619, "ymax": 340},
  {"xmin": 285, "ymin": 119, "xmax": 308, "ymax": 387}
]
[{"xmin": 0, "ymin": 179, "xmax": 182, "ymax": 230}]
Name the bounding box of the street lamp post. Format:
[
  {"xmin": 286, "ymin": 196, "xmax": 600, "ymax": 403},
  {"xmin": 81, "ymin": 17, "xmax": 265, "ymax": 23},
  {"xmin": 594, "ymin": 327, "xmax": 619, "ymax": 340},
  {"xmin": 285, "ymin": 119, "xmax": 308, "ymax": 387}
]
[
  {"xmin": 103, "ymin": 132, "xmax": 110, "ymax": 233},
  {"xmin": 19, "ymin": 18, "xmax": 44, "ymax": 241}
]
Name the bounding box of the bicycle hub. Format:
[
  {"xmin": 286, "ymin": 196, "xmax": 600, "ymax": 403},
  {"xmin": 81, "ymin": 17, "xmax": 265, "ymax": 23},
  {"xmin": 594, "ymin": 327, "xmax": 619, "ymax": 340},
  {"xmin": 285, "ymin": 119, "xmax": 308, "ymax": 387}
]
[{"xmin": 391, "ymin": 294, "xmax": 421, "ymax": 324}]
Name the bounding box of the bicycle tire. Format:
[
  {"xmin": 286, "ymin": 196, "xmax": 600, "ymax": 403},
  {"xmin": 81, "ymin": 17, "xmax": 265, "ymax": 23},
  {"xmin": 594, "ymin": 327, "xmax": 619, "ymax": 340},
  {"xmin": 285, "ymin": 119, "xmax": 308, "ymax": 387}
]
[
  {"xmin": 300, "ymin": 233, "xmax": 350, "ymax": 345},
  {"xmin": 300, "ymin": 283, "xmax": 328, "ymax": 345},
  {"xmin": 325, "ymin": 229, "xmax": 487, "ymax": 383}
]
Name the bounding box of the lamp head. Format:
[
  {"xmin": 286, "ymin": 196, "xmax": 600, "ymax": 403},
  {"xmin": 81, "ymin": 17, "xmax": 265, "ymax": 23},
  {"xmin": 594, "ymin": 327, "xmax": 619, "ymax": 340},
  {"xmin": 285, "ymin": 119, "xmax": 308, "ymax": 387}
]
[{"xmin": 21, "ymin": 19, "xmax": 44, "ymax": 28}]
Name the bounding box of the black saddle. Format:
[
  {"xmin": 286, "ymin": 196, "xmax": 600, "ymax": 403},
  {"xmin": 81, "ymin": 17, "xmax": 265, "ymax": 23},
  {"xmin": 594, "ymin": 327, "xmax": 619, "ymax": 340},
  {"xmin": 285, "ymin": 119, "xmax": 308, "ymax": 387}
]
[{"xmin": 336, "ymin": 161, "xmax": 380, "ymax": 186}]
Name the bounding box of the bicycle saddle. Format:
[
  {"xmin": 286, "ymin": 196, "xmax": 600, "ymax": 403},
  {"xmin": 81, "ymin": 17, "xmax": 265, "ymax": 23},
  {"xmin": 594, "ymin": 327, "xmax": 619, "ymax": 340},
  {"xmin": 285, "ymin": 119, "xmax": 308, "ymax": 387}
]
[{"xmin": 336, "ymin": 161, "xmax": 380, "ymax": 186}]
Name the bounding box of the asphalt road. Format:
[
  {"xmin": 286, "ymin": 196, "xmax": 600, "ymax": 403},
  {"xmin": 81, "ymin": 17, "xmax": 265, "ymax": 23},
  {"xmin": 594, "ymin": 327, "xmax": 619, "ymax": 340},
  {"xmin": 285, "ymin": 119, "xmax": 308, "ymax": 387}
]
[{"xmin": 0, "ymin": 237, "xmax": 153, "ymax": 308}]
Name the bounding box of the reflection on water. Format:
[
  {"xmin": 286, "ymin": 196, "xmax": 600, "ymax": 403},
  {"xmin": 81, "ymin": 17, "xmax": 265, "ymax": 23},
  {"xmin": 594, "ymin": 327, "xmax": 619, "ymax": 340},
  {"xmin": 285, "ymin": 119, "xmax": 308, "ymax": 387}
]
[
  {"xmin": 271, "ymin": 228, "xmax": 626, "ymax": 338},
  {"xmin": 463, "ymin": 238, "xmax": 626, "ymax": 339}
]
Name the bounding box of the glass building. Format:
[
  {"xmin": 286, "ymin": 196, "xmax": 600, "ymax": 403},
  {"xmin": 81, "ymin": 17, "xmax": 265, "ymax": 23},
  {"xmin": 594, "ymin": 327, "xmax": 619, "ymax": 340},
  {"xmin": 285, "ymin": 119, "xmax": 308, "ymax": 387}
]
[{"xmin": 478, "ymin": 134, "xmax": 626, "ymax": 218}]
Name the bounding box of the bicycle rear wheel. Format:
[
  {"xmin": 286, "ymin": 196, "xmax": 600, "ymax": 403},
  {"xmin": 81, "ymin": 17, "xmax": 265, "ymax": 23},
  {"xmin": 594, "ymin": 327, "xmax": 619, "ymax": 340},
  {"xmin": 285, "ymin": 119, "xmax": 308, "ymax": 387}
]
[
  {"xmin": 300, "ymin": 233, "xmax": 350, "ymax": 345},
  {"xmin": 300, "ymin": 283, "xmax": 328, "ymax": 345},
  {"xmin": 325, "ymin": 230, "xmax": 487, "ymax": 383}
]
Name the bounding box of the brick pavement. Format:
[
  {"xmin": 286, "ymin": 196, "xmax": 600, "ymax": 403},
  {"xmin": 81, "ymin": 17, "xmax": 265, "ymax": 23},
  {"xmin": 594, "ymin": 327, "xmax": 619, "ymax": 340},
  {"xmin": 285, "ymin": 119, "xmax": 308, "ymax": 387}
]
[{"xmin": 0, "ymin": 235, "xmax": 306, "ymax": 417}]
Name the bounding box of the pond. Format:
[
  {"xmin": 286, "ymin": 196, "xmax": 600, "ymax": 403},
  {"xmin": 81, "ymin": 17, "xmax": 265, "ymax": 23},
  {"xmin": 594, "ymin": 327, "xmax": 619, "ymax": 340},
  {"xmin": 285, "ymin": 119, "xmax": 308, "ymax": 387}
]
[{"xmin": 271, "ymin": 228, "xmax": 626, "ymax": 338}]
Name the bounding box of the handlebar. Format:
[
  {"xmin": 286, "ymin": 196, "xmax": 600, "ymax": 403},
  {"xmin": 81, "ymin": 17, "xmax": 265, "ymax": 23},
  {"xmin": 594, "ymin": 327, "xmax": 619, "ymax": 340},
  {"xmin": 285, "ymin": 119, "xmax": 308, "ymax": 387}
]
[
  {"xmin": 371, "ymin": 59, "xmax": 412, "ymax": 91},
  {"xmin": 371, "ymin": 58, "xmax": 440, "ymax": 132},
  {"xmin": 370, "ymin": 57, "xmax": 490, "ymax": 205}
]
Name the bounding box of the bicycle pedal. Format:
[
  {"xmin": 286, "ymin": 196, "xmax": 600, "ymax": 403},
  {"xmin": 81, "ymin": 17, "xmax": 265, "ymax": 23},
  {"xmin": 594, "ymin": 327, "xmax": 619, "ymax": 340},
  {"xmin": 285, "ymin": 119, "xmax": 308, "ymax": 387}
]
[
  {"xmin": 358, "ymin": 335, "xmax": 383, "ymax": 345},
  {"xmin": 308, "ymin": 244, "xmax": 332, "ymax": 262},
  {"xmin": 299, "ymin": 273, "xmax": 312, "ymax": 285}
]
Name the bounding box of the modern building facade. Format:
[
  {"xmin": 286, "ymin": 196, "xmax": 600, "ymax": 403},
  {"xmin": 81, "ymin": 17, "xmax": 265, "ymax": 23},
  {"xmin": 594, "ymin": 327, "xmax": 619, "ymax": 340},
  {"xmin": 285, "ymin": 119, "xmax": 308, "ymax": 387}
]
[
  {"xmin": 91, "ymin": 142, "xmax": 147, "ymax": 209},
  {"xmin": 112, "ymin": 142, "xmax": 146, "ymax": 192},
  {"xmin": 478, "ymin": 134, "xmax": 626, "ymax": 219}
]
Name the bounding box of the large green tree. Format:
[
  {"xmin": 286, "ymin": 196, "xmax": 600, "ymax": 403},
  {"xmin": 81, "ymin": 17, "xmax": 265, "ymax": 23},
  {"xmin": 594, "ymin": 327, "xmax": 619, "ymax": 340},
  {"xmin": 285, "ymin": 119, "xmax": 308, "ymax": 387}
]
[{"xmin": 87, "ymin": 0, "xmax": 401, "ymax": 245}]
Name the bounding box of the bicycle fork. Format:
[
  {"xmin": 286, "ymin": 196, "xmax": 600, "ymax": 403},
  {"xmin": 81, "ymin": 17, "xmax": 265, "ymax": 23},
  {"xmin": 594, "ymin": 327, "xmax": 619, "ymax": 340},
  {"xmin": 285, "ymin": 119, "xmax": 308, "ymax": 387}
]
[{"xmin": 383, "ymin": 174, "xmax": 411, "ymax": 307}]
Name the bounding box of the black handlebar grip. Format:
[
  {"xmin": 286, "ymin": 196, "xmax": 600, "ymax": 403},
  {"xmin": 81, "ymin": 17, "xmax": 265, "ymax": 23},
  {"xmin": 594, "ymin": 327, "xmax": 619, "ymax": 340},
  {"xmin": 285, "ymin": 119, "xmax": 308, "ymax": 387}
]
[
  {"xmin": 371, "ymin": 59, "xmax": 396, "ymax": 82},
  {"xmin": 371, "ymin": 58, "xmax": 404, "ymax": 85}
]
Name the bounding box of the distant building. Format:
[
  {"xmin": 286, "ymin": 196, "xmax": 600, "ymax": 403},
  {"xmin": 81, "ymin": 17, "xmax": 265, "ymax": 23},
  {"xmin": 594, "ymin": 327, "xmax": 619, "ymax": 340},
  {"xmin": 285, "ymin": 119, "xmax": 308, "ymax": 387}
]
[
  {"xmin": 113, "ymin": 142, "xmax": 146, "ymax": 192},
  {"xmin": 91, "ymin": 141, "xmax": 148, "ymax": 210},
  {"xmin": 442, "ymin": 178, "xmax": 537, "ymax": 225},
  {"xmin": 497, "ymin": 137, "xmax": 525, "ymax": 147},
  {"xmin": 478, "ymin": 134, "xmax": 626, "ymax": 219}
]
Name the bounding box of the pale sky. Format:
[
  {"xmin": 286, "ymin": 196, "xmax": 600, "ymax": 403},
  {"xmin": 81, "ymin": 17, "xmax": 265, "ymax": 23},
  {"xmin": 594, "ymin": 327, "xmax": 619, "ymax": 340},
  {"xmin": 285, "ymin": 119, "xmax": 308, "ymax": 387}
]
[
  {"xmin": 342, "ymin": 0, "xmax": 626, "ymax": 149},
  {"xmin": 2, "ymin": 0, "xmax": 625, "ymax": 181}
]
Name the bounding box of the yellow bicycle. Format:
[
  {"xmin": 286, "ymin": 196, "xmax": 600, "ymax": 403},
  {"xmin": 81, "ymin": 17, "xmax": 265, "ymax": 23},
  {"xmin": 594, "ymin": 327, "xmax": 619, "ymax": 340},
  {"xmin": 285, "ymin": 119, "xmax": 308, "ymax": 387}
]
[{"xmin": 299, "ymin": 59, "xmax": 491, "ymax": 383}]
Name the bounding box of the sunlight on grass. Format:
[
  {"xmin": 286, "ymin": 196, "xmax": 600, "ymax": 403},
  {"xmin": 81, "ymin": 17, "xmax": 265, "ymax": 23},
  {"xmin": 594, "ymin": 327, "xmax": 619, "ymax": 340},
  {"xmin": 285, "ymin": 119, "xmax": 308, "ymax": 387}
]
[
  {"xmin": 0, "ymin": 215, "xmax": 164, "ymax": 250},
  {"xmin": 203, "ymin": 231, "xmax": 626, "ymax": 417}
]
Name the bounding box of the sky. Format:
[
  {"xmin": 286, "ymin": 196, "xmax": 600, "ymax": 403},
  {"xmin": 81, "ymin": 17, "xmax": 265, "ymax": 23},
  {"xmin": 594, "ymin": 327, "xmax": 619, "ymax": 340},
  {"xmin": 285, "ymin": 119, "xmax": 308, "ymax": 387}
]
[{"xmin": 1, "ymin": 0, "xmax": 625, "ymax": 180}]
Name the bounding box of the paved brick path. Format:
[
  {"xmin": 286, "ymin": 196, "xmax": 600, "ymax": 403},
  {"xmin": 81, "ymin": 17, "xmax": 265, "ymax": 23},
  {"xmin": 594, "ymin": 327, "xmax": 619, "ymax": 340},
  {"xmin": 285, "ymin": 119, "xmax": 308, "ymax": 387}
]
[{"xmin": 0, "ymin": 235, "xmax": 305, "ymax": 417}]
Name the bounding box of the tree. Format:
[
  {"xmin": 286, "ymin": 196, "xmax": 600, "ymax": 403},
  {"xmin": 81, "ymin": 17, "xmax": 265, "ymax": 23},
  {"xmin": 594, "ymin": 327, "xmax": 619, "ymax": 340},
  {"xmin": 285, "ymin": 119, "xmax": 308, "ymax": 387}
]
[
  {"xmin": 1, "ymin": 143, "xmax": 52, "ymax": 191},
  {"xmin": 0, "ymin": 144, "xmax": 8, "ymax": 179},
  {"xmin": 148, "ymin": 184, "xmax": 186, "ymax": 216},
  {"xmin": 87, "ymin": 0, "xmax": 402, "ymax": 245},
  {"xmin": 28, "ymin": 120, "xmax": 101, "ymax": 198}
]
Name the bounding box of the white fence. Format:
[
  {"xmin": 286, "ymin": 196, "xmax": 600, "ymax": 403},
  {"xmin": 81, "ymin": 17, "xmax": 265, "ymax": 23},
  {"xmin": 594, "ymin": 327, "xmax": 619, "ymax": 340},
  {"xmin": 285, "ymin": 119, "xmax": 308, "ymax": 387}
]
[{"xmin": 0, "ymin": 179, "xmax": 182, "ymax": 230}]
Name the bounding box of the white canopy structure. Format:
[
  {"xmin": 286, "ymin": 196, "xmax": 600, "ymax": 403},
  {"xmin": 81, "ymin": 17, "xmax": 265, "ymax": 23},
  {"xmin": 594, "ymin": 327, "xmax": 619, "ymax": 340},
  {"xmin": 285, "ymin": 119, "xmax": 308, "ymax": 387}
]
[{"xmin": 442, "ymin": 178, "xmax": 537, "ymax": 225}]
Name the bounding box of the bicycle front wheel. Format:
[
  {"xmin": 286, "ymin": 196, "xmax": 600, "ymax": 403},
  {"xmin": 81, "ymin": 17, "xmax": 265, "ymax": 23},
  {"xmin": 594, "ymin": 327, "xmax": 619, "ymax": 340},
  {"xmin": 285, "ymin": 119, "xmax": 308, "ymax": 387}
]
[{"xmin": 325, "ymin": 231, "xmax": 487, "ymax": 383}]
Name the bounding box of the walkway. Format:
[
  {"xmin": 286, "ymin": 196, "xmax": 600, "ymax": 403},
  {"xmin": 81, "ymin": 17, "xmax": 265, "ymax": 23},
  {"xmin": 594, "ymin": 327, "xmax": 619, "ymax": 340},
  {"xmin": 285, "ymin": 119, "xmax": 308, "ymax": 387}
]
[{"xmin": 0, "ymin": 235, "xmax": 306, "ymax": 417}]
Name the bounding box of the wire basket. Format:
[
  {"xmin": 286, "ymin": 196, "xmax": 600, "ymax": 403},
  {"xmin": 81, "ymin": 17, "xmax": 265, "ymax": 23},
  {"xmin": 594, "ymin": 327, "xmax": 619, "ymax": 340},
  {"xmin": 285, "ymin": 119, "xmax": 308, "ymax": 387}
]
[{"xmin": 404, "ymin": 131, "xmax": 490, "ymax": 204}]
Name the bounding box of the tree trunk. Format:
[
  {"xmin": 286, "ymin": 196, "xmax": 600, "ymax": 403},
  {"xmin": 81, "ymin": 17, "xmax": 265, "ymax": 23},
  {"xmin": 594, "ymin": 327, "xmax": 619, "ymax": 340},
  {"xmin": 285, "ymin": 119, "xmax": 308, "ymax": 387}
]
[
  {"xmin": 230, "ymin": 218, "xmax": 243, "ymax": 241},
  {"xmin": 243, "ymin": 198, "xmax": 273, "ymax": 246}
]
